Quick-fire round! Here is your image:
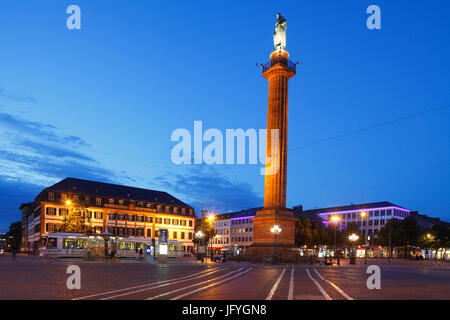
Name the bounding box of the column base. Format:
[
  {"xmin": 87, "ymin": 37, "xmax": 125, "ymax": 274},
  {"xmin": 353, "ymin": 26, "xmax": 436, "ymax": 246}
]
[{"xmin": 248, "ymin": 243, "xmax": 299, "ymax": 262}]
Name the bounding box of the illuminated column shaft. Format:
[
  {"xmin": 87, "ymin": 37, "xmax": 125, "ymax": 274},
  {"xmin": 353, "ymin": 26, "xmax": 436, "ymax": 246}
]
[{"xmin": 263, "ymin": 50, "xmax": 295, "ymax": 209}]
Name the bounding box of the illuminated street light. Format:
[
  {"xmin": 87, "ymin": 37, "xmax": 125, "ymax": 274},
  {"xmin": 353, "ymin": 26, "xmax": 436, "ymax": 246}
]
[
  {"xmin": 330, "ymin": 215, "xmax": 341, "ymax": 265},
  {"xmin": 65, "ymin": 200, "xmax": 72, "ymax": 206},
  {"xmin": 348, "ymin": 233, "xmax": 359, "ymax": 265},
  {"xmin": 270, "ymin": 225, "xmax": 282, "ymax": 260}
]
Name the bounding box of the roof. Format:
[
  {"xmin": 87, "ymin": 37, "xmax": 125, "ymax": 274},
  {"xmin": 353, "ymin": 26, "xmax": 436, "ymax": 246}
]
[
  {"xmin": 214, "ymin": 207, "xmax": 264, "ymax": 220},
  {"xmin": 301, "ymin": 201, "xmax": 410, "ymax": 215},
  {"xmin": 35, "ymin": 177, "xmax": 192, "ymax": 208}
]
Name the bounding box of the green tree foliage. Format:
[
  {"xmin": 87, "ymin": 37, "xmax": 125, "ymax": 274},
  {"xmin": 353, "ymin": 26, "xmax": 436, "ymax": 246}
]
[
  {"xmin": 378, "ymin": 216, "xmax": 421, "ymax": 257},
  {"xmin": 339, "ymin": 222, "xmax": 363, "ymax": 246},
  {"xmin": 6, "ymin": 221, "xmax": 21, "ymax": 250},
  {"xmin": 55, "ymin": 200, "xmax": 93, "ymax": 234},
  {"xmin": 295, "ymin": 214, "xmax": 331, "ymax": 246},
  {"xmin": 193, "ymin": 218, "xmax": 217, "ymax": 246}
]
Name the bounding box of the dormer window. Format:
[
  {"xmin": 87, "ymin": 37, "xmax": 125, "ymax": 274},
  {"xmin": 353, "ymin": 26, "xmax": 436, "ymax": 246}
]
[
  {"xmin": 61, "ymin": 194, "xmax": 67, "ymax": 202},
  {"xmin": 85, "ymin": 197, "xmax": 90, "ymax": 204},
  {"xmin": 109, "ymin": 198, "xmax": 114, "ymax": 204},
  {"xmin": 119, "ymin": 200, "xmax": 124, "ymax": 205},
  {"xmin": 48, "ymin": 193, "xmax": 55, "ymax": 201},
  {"xmin": 96, "ymin": 198, "xmax": 102, "ymax": 206}
]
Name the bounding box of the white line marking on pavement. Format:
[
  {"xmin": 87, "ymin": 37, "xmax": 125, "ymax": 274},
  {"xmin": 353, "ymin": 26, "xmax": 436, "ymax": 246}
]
[
  {"xmin": 313, "ymin": 268, "xmax": 354, "ymax": 300},
  {"xmin": 101, "ymin": 268, "xmax": 229, "ymax": 300},
  {"xmin": 171, "ymin": 268, "xmax": 253, "ymax": 300},
  {"xmin": 72, "ymin": 267, "xmax": 225, "ymax": 300},
  {"xmin": 266, "ymin": 267, "xmax": 286, "ymax": 300},
  {"xmin": 288, "ymin": 267, "xmax": 294, "ymax": 300},
  {"xmin": 306, "ymin": 268, "xmax": 332, "ymax": 300},
  {"xmin": 145, "ymin": 268, "xmax": 245, "ymax": 300}
]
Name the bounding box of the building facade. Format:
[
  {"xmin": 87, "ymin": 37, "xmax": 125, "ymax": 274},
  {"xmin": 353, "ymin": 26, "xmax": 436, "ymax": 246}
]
[
  {"xmin": 20, "ymin": 177, "xmax": 196, "ymax": 253},
  {"xmin": 211, "ymin": 208, "xmax": 261, "ymax": 255},
  {"xmin": 300, "ymin": 201, "xmax": 411, "ymax": 238}
]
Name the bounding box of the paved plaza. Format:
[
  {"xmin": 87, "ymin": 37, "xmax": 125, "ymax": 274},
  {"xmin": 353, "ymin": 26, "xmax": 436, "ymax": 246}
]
[{"xmin": 0, "ymin": 255, "xmax": 449, "ymax": 300}]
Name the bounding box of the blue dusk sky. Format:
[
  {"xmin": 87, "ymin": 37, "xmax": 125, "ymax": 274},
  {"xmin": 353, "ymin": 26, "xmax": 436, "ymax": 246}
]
[{"xmin": 0, "ymin": 0, "xmax": 449, "ymax": 232}]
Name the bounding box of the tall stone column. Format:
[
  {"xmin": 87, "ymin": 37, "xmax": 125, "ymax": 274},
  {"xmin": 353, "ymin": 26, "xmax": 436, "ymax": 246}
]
[{"xmin": 249, "ymin": 15, "xmax": 299, "ymax": 261}]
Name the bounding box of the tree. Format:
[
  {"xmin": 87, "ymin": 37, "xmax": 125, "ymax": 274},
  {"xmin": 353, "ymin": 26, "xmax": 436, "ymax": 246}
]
[
  {"xmin": 378, "ymin": 217, "xmax": 421, "ymax": 258},
  {"xmin": 192, "ymin": 218, "xmax": 217, "ymax": 246},
  {"xmin": 295, "ymin": 214, "xmax": 332, "ymax": 247},
  {"xmin": 55, "ymin": 200, "xmax": 93, "ymax": 234},
  {"xmin": 6, "ymin": 221, "xmax": 21, "ymax": 250},
  {"xmin": 340, "ymin": 222, "xmax": 363, "ymax": 246}
]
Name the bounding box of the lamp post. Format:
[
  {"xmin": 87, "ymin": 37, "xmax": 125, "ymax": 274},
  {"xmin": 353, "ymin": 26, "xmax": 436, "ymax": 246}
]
[
  {"xmin": 426, "ymin": 233, "xmax": 431, "ymax": 260},
  {"xmin": 331, "ymin": 215, "xmax": 340, "ymax": 265},
  {"xmin": 361, "ymin": 211, "xmax": 369, "ymax": 265},
  {"xmin": 348, "ymin": 233, "xmax": 359, "ymax": 265},
  {"xmin": 195, "ymin": 230, "xmax": 204, "ymax": 264},
  {"xmin": 270, "ymin": 225, "xmax": 282, "ymax": 261},
  {"xmin": 208, "ymin": 214, "xmax": 215, "ymax": 261}
]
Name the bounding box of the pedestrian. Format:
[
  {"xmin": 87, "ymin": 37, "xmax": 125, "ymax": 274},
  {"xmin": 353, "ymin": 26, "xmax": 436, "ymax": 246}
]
[
  {"xmin": 139, "ymin": 248, "xmax": 143, "ymax": 259},
  {"xmin": 135, "ymin": 248, "xmax": 139, "ymax": 260}
]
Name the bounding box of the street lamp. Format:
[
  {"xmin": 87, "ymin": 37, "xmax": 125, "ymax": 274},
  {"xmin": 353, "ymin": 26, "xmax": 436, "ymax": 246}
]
[
  {"xmin": 330, "ymin": 215, "xmax": 340, "ymax": 265},
  {"xmin": 195, "ymin": 230, "xmax": 204, "ymax": 264},
  {"xmin": 65, "ymin": 200, "xmax": 72, "ymax": 206},
  {"xmin": 270, "ymin": 225, "xmax": 282, "ymax": 260},
  {"xmin": 361, "ymin": 211, "xmax": 369, "ymax": 264},
  {"xmin": 208, "ymin": 214, "xmax": 215, "ymax": 260},
  {"xmin": 426, "ymin": 233, "xmax": 431, "ymax": 260},
  {"xmin": 348, "ymin": 233, "xmax": 359, "ymax": 265}
]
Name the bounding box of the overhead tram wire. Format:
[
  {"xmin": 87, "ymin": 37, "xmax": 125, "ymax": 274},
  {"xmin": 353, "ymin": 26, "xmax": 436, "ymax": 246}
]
[
  {"xmin": 320, "ymin": 162, "xmax": 450, "ymax": 208},
  {"xmin": 288, "ymin": 104, "xmax": 450, "ymax": 152}
]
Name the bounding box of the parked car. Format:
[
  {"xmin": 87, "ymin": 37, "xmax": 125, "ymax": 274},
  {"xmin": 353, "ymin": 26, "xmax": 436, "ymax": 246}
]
[{"xmin": 0, "ymin": 248, "xmax": 5, "ymax": 256}]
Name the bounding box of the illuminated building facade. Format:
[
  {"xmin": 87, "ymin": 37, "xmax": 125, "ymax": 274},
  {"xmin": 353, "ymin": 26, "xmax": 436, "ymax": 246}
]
[
  {"xmin": 20, "ymin": 178, "xmax": 196, "ymax": 253},
  {"xmin": 300, "ymin": 201, "xmax": 412, "ymax": 237},
  {"xmin": 211, "ymin": 208, "xmax": 261, "ymax": 255}
]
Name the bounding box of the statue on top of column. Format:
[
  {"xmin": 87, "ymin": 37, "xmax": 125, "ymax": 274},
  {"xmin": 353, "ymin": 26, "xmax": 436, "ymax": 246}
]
[{"xmin": 273, "ymin": 13, "xmax": 287, "ymax": 51}]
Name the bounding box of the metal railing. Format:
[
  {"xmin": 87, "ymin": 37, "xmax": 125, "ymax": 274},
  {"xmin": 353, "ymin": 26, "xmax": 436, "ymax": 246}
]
[{"xmin": 262, "ymin": 59, "xmax": 296, "ymax": 73}]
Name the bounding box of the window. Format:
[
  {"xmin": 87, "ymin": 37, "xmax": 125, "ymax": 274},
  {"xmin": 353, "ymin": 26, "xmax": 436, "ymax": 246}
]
[
  {"xmin": 108, "ymin": 226, "xmax": 115, "ymax": 234},
  {"xmin": 387, "ymin": 210, "xmax": 392, "ymax": 216},
  {"xmin": 173, "ymin": 231, "xmax": 177, "ymax": 239},
  {"xmin": 181, "ymin": 220, "xmax": 187, "ymax": 226},
  {"xmin": 127, "ymin": 228, "xmax": 135, "ymax": 236},
  {"xmin": 46, "ymin": 223, "xmax": 55, "ymax": 233},
  {"xmin": 119, "ymin": 200, "xmax": 124, "ymax": 205},
  {"xmin": 46, "ymin": 207, "xmax": 57, "ymax": 216},
  {"xmin": 61, "ymin": 194, "xmax": 67, "ymax": 202},
  {"xmin": 188, "ymin": 232, "xmax": 193, "ymax": 240},
  {"xmin": 156, "ymin": 217, "xmax": 163, "ymax": 224},
  {"xmin": 108, "ymin": 213, "xmax": 116, "ymax": 220},
  {"xmin": 181, "ymin": 232, "xmax": 185, "ymax": 239},
  {"xmin": 172, "ymin": 219, "xmax": 179, "ymax": 225},
  {"xmin": 59, "ymin": 208, "xmax": 68, "ymax": 216},
  {"xmin": 128, "ymin": 215, "xmax": 135, "ymax": 222},
  {"xmin": 145, "ymin": 216, "xmax": 153, "ymax": 223},
  {"xmin": 96, "ymin": 198, "xmax": 102, "ymax": 206},
  {"xmin": 85, "ymin": 197, "xmax": 90, "ymax": 205},
  {"xmin": 48, "ymin": 193, "xmax": 54, "ymax": 201},
  {"xmin": 147, "ymin": 229, "xmax": 152, "ymax": 238},
  {"xmin": 164, "ymin": 218, "xmax": 170, "ymax": 225},
  {"xmin": 189, "ymin": 220, "xmax": 193, "ymax": 227},
  {"xmin": 137, "ymin": 215, "xmax": 144, "ymax": 222},
  {"xmin": 94, "ymin": 212, "xmax": 103, "ymax": 219},
  {"xmin": 118, "ymin": 214, "xmax": 124, "ymax": 221}
]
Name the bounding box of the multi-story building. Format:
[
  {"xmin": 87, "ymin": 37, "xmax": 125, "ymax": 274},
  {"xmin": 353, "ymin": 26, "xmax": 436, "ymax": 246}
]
[
  {"xmin": 299, "ymin": 201, "xmax": 411, "ymax": 238},
  {"xmin": 20, "ymin": 177, "xmax": 196, "ymax": 253},
  {"xmin": 211, "ymin": 208, "xmax": 261, "ymax": 255}
]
